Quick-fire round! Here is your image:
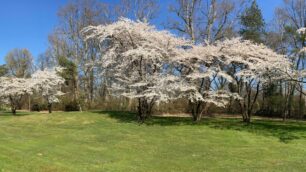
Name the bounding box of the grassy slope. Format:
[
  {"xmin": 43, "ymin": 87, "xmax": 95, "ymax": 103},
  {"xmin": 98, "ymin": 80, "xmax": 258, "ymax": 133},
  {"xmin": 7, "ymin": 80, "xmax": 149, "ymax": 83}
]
[{"xmin": 0, "ymin": 111, "xmax": 306, "ymax": 172}]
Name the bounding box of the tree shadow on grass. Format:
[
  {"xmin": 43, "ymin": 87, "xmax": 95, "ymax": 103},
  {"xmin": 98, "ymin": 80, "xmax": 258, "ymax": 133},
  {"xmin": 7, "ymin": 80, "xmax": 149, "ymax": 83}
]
[
  {"xmin": 203, "ymin": 118, "xmax": 306, "ymax": 143},
  {"xmin": 91, "ymin": 111, "xmax": 138, "ymax": 123},
  {"xmin": 0, "ymin": 111, "xmax": 33, "ymax": 116},
  {"xmin": 91, "ymin": 110, "xmax": 194, "ymax": 125},
  {"xmin": 92, "ymin": 111, "xmax": 306, "ymax": 143}
]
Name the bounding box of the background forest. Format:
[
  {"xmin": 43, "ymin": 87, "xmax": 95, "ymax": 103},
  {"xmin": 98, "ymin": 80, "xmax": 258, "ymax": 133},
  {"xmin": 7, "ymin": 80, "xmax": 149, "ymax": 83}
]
[{"xmin": 1, "ymin": 0, "xmax": 306, "ymax": 122}]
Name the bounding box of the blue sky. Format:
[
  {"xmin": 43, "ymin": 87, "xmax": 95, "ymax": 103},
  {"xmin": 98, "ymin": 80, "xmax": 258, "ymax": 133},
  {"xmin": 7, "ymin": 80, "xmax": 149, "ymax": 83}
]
[{"xmin": 0, "ymin": 0, "xmax": 283, "ymax": 64}]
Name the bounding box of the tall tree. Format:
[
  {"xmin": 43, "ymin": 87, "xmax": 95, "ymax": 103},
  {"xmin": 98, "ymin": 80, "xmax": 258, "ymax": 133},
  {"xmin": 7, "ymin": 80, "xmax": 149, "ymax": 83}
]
[
  {"xmin": 115, "ymin": 0, "xmax": 159, "ymax": 22},
  {"xmin": 168, "ymin": 0, "xmax": 247, "ymax": 43},
  {"xmin": 275, "ymin": 0, "xmax": 306, "ymax": 119},
  {"xmin": 51, "ymin": 0, "xmax": 111, "ymax": 108},
  {"xmin": 57, "ymin": 56, "xmax": 78, "ymax": 105},
  {"xmin": 168, "ymin": 0, "xmax": 200, "ymax": 42}
]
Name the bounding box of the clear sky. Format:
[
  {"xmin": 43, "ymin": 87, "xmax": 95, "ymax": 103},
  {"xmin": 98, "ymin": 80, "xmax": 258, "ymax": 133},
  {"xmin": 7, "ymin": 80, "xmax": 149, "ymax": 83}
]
[{"xmin": 0, "ymin": 0, "xmax": 283, "ymax": 64}]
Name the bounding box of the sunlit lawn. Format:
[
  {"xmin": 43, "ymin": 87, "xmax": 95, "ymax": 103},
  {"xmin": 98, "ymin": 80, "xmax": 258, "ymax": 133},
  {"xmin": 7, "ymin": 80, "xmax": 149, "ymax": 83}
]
[{"xmin": 0, "ymin": 111, "xmax": 306, "ymax": 171}]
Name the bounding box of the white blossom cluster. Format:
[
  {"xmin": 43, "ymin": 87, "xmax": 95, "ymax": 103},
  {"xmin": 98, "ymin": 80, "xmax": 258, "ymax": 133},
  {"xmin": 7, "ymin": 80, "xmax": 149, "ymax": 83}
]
[
  {"xmin": 31, "ymin": 67, "xmax": 65, "ymax": 104},
  {"xmin": 218, "ymin": 38, "xmax": 291, "ymax": 84},
  {"xmin": 297, "ymin": 27, "xmax": 306, "ymax": 35}
]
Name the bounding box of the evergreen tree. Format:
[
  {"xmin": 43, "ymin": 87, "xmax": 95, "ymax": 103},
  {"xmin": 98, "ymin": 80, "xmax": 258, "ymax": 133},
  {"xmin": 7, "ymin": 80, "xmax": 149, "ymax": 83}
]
[
  {"xmin": 58, "ymin": 56, "xmax": 77, "ymax": 86},
  {"xmin": 58, "ymin": 56, "xmax": 81, "ymax": 111},
  {"xmin": 240, "ymin": 0, "xmax": 265, "ymax": 43}
]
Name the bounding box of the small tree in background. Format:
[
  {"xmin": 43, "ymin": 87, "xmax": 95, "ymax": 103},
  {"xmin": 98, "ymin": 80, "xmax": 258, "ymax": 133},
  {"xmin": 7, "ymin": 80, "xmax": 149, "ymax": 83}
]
[{"xmin": 0, "ymin": 77, "xmax": 35, "ymax": 115}]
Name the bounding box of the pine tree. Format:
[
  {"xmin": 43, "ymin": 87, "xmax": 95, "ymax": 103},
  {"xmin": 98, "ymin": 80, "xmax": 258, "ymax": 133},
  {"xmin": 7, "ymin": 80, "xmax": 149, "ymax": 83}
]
[{"xmin": 240, "ymin": 0, "xmax": 265, "ymax": 43}]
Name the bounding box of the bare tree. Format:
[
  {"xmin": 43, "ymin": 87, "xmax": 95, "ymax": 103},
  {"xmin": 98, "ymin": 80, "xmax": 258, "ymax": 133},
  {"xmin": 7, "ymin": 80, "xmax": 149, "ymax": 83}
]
[
  {"xmin": 5, "ymin": 48, "xmax": 33, "ymax": 78},
  {"xmin": 168, "ymin": 0, "xmax": 200, "ymax": 42},
  {"xmin": 51, "ymin": 0, "xmax": 111, "ymax": 109},
  {"xmin": 168, "ymin": 0, "xmax": 247, "ymax": 43},
  {"xmin": 115, "ymin": 0, "xmax": 159, "ymax": 22},
  {"xmin": 36, "ymin": 50, "xmax": 57, "ymax": 71},
  {"xmin": 275, "ymin": 0, "xmax": 306, "ymax": 119}
]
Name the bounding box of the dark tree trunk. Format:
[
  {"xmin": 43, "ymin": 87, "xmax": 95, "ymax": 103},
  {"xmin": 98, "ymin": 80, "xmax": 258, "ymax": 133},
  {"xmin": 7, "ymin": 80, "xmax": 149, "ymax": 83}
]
[
  {"xmin": 137, "ymin": 98, "xmax": 154, "ymax": 123},
  {"xmin": 242, "ymin": 111, "xmax": 251, "ymax": 123},
  {"xmin": 48, "ymin": 103, "xmax": 52, "ymax": 113},
  {"xmin": 299, "ymin": 87, "xmax": 303, "ymax": 119},
  {"xmin": 11, "ymin": 107, "xmax": 16, "ymax": 115},
  {"xmin": 241, "ymin": 82, "xmax": 260, "ymax": 123},
  {"xmin": 86, "ymin": 70, "xmax": 95, "ymax": 109},
  {"xmin": 227, "ymin": 98, "xmax": 233, "ymax": 113},
  {"xmin": 243, "ymin": 115, "xmax": 251, "ymax": 123},
  {"xmin": 89, "ymin": 70, "xmax": 94, "ymax": 105},
  {"xmin": 9, "ymin": 96, "xmax": 17, "ymax": 115},
  {"xmin": 191, "ymin": 101, "xmax": 206, "ymax": 122}
]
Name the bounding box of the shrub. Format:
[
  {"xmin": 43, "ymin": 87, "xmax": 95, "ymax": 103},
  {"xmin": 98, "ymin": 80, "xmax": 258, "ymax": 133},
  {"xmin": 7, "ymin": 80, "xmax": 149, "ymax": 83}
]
[
  {"xmin": 31, "ymin": 104, "xmax": 41, "ymax": 112},
  {"xmin": 64, "ymin": 101, "xmax": 80, "ymax": 111},
  {"xmin": 31, "ymin": 104, "xmax": 48, "ymax": 112}
]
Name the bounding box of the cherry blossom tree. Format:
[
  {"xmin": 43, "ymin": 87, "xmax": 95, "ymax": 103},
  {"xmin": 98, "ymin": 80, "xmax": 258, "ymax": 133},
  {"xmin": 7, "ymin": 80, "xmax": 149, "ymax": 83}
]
[
  {"xmin": 82, "ymin": 18, "xmax": 189, "ymax": 122},
  {"xmin": 173, "ymin": 38, "xmax": 291, "ymax": 122},
  {"xmin": 32, "ymin": 68, "xmax": 65, "ymax": 113},
  {"xmin": 172, "ymin": 43, "xmax": 240, "ymax": 121},
  {"xmin": 0, "ymin": 77, "xmax": 36, "ymax": 115},
  {"xmin": 218, "ymin": 38, "xmax": 291, "ymax": 122}
]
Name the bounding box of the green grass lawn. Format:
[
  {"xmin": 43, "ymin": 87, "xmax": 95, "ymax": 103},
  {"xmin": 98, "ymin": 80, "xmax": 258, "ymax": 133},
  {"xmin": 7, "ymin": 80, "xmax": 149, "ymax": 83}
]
[{"xmin": 0, "ymin": 111, "xmax": 306, "ymax": 172}]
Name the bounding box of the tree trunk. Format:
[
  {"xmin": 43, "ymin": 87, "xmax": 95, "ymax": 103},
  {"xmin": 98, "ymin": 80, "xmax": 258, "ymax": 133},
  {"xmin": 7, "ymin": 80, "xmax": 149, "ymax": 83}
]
[
  {"xmin": 191, "ymin": 101, "xmax": 205, "ymax": 122},
  {"xmin": 28, "ymin": 96, "xmax": 31, "ymax": 111},
  {"xmin": 243, "ymin": 114, "xmax": 251, "ymax": 123},
  {"xmin": 241, "ymin": 82, "xmax": 260, "ymax": 123},
  {"xmin": 48, "ymin": 103, "xmax": 52, "ymax": 113},
  {"xmin": 11, "ymin": 107, "xmax": 16, "ymax": 115},
  {"xmin": 299, "ymin": 87, "xmax": 303, "ymax": 119},
  {"xmin": 89, "ymin": 69, "xmax": 94, "ymax": 107},
  {"xmin": 284, "ymin": 84, "xmax": 295, "ymax": 121},
  {"xmin": 9, "ymin": 96, "xmax": 17, "ymax": 115},
  {"xmin": 73, "ymin": 74, "xmax": 82, "ymax": 112},
  {"xmin": 137, "ymin": 98, "xmax": 154, "ymax": 123}
]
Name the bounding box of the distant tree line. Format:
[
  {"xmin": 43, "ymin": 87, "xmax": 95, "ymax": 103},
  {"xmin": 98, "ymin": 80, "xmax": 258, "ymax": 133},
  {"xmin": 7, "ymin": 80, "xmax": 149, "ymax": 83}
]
[{"xmin": 2, "ymin": 0, "xmax": 306, "ymax": 123}]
